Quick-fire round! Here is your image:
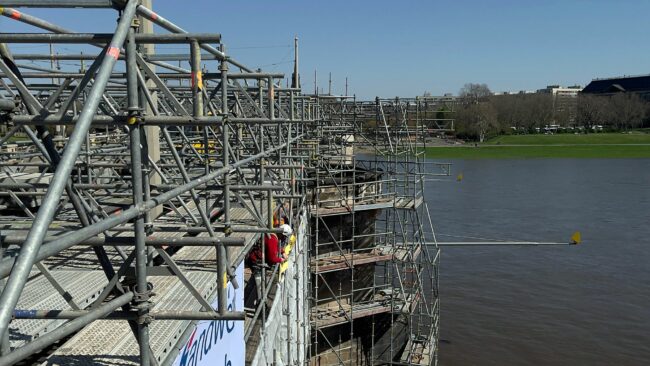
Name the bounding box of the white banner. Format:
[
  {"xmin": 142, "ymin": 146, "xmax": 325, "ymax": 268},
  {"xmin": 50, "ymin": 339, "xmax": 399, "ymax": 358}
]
[{"xmin": 172, "ymin": 263, "xmax": 245, "ymax": 366}]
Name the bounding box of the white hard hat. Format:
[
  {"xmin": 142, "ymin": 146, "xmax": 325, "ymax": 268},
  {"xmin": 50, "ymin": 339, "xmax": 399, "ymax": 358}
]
[{"xmin": 280, "ymin": 224, "xmax": 293, "ymax": 236}]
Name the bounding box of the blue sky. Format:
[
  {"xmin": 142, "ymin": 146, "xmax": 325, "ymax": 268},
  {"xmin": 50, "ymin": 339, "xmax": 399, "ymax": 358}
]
[{"xmin": 2, "ymin": 0, "xmax": 650, "ymax": 99}]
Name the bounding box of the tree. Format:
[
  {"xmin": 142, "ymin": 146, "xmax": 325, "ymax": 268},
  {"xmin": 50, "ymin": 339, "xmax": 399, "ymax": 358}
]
[
  {"xmin": 577, "ymin": 94, "xmax": 608, "ymax": 130},
  {"xmin": 454, "ymin": 102, "xmax": 498, "ymax": 142},
  {"xmin": 474, "ymin": 103, "xmax": 498, "ymax": 142},
  {"xmin": 459, "ymin": 83, "xmax": 492, "ymax": 103},
  {"xmin": 608, "ymin": 93, "xmax": 646, "ymax": 130},
  {"xmin": 489, "ymin": 93, "xmax": 552, "ymax": 133},
  {"xmin": 524, "ymin": 93, "xmax": 553, "ymax": 130}
]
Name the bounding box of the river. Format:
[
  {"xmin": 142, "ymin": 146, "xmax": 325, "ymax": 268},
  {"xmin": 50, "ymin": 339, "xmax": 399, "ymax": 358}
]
[{"xmin": 425, "ymin": 158, "xmax": 650, "ymax": 366}]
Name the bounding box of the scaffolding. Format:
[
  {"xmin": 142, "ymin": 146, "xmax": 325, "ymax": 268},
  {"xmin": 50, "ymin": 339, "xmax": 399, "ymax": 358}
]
[
  {"xmin": 307, "ymin": 96, "xmax": 451, "ymax": 365},
  {"xmin": 0, "ymin": 2, "xmax": 455, "ymax": 366},
  {"xmin": 0, "ymin": 2, "xmax": 311, "ymax": 365}
]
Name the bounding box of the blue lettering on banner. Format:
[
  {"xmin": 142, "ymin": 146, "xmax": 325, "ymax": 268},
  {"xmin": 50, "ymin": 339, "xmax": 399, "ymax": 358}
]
[{"xmin": 173, "ymin": 263, "xmax": 244, "ymax": 366}]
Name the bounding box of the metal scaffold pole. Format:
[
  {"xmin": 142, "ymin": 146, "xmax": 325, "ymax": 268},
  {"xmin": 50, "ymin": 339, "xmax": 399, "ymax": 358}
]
[
  {"xmin": 0, "ymin": 0, "xmax": 138, "ymax": 343},
  {"xmin": 0, "ymin": 3, "xmax": 457, "ymax": 365},
  {"xmin": 0, "ymin": 2, "xmax": 316, "ymax": 365}
]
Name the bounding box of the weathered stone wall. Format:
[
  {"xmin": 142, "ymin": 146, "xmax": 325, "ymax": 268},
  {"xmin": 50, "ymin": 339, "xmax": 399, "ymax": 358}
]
[{"xmin": 310, "ymin": 209, "xmax": 379, "ymax": 256}]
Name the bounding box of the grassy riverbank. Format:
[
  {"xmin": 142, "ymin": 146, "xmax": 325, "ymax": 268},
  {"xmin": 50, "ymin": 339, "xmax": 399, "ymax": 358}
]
[
  {"xmin": 426, "ymin": 132, "xmax": 650, "ymax": 159},
  {"xmin": 484, "ymin": 132, "xmax": 650, "ymax": 145}
]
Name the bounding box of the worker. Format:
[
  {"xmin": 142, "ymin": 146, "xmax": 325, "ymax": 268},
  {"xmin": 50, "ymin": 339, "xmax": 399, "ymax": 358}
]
[
  {"xmin": 246, "ymin": 233, "xmax": 284, "ymax": 265},
  {"xmin": 245, "ymin": 225, "xmax": 294, "ymax": 304},
  {"xmin": 273, "ymin": 201, "xmax": 291, "ymax": 227},
  {"xmin": 272, "ymin": 206, "xmax": 281, "ymax": 227},
  {"xmin": 244, "ymin": 232, "xmax": 285, "ymax": 306},
  {"xmin": 278, "ymin": 224, "xmax": 294, "ymax": 249},
  {"xmin": 281, "ymin": 200, "xmax": 291, "ymax": 224},
  {"xmin": 263, "ymin": 232, "xmax": 286, "ymax": 264}
]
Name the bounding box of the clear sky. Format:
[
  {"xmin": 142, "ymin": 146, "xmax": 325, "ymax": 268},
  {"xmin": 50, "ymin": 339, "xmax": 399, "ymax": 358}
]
[{"xmin": 2, "ymin": 0, "xmax": 650, "ymax": 99}]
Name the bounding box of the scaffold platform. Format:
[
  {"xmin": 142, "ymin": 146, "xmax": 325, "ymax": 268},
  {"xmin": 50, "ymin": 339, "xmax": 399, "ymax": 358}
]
[{"xmin": 7, "ymin": 207, "xmax": 261, "ymax": 366}]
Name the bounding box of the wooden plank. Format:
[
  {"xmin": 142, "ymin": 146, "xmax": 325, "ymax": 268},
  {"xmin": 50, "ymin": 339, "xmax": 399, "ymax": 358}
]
[{"xmin": 310, "ymin": 249, "xmax": 393, "ymax": 273}]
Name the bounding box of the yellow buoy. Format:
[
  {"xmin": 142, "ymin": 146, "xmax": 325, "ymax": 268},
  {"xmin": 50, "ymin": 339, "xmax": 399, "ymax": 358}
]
[{"xmin": 570, "ymin": 231, "xmax": 581, "ymax": 245}]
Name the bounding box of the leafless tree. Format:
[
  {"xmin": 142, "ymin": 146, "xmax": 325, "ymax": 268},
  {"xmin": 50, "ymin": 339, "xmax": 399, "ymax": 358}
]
[
  {"xmin": 577, "ymin": 94, "xmax": 609, "ymax": 129},
  {"xmin": 459, "ymin": 83, "xmax": 492, "ymax": 103},
  {"xmin": 455, "ymin": 102, "xmax": 498, "ymax": 142},
  {"xmin": 489, "ymin": 93, "xmax": 553, "ymax": 132},
  {"xmin": 525, "ymin": 93, "xmax": 554, "ymax": 129},
  {"xmin": 608, "ymin": 93, "xmax": 646, "ymax": 130},
  {"xmin": 475, "ymin": 103, "xmax": 498, "ymax": 142}
]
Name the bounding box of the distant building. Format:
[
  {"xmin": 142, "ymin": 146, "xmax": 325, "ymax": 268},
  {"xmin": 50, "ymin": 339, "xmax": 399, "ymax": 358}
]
[
  {"xmin": 494, "ymin": 90, "xmax": 536, "ymax": 95},
  {"xmin": 582, "ymin": 74, "xmax": 650, "ymax": 99},
  {"xmin": 537, "ymin": 84, "xmax": 581, "ymax": 96},
  {"xmin": 537, "ymin": 85, "xmax": 582, "ymax": 125}
]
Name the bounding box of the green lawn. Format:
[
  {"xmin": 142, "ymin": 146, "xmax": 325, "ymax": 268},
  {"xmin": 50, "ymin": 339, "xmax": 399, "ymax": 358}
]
[
  {"xmin": 426, "ymin": 142, "xmax": 650, "ymax": 159},
  {"xmin": 424, "ymin": 132, "xmax": 650, "ymax": 158},
  {"xmin": 483, "ymin": 132, "xmax": 650, "ymax": 145}
]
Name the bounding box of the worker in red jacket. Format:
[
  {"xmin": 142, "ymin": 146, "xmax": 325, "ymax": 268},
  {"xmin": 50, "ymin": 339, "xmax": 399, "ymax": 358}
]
[
  {"xmin": 247, "ymin": 232, "xmax": 288, "ymax": 266},
  {"xmin": 264, "ymin": 233, "xmax": 285, "ymax": 264},
  {"xmin": 245, "ymin": 232, "xmax": 285, "ymax": 307}
]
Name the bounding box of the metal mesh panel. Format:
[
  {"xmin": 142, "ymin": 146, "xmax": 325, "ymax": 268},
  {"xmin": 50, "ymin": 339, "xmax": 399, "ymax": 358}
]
[{"xmin": 12, "ymin": 271, "xmax": 107, "ymax": 349}]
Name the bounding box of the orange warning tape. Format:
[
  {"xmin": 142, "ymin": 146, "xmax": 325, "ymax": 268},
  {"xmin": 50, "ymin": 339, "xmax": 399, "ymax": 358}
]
[
  {"xmin": 196, "ymin": 71, "xmax": 203, "ymax": 90},
  {"xmin": 107, "ymin": 47, "xmax": 120, "ymax": 60},
  {"xmin": 9, "ymin": 9, "xmax": 21, "ymax": 20},
  {"xmin": 190, "ymin": 71, "xmax": 203, "ymax": 90}
]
